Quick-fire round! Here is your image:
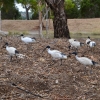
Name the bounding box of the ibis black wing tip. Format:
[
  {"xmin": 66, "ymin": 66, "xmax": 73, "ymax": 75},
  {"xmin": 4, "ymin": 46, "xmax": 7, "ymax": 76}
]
[{"xmin": 15, "ymin": 50, "xmax": 19, "ymax": 54}]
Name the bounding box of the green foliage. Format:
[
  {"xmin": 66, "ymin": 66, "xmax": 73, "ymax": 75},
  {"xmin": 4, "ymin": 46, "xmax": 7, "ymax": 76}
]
[
  {"xmin": 1, "ymin": 0, "xmax": 100, "ymax": 20},
  {"xmin": 49, "ymin": 11, "xmax": 54, "ymax": 19},
  {"xmin": 31, "ymin": 11, "xmax": 38, "ymax": 19},
  {"xmin": 31, "ymin": 0, "xmax": 50, "ymax": 19},
  {"xmin": 65, "ymin": 0, "xmax": 79, "ymax": 18},
  {"xmin": 8, "ymin": 31, "xmax": 29, "ymax": 36},
  {"xmin": 1, "ymin": 6, "xmax": 21, "ymax": 19},
  {"xmin": 16, "ymin": 0, "xmax": 38, "ymax": 10},
  {"xmin": 0, "ymin": 0, "xmax": 21, "ymax": 19},
  {"xmin": 65, "ymin": 0, "xmax": 74, "ymax": 9},
  {"xmin": 0, "ymin": 0, "xmax": 15, "ymax": 10},
  {"xmin": 31, "ymin": 1, "xmax": 45, "ymax": 19},
  {"xmin": 80, "ymin": 0, "xmax": 100, "ymax": 18},
  {"xmin": 16, "ymin": 0, "xmax": 38, "ymax": 20}
]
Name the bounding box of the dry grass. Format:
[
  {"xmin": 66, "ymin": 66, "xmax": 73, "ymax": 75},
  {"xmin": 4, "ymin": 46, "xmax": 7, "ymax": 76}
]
[{"xmin": 1, "ymin": 18, "xmax": 100, "ymax": 34}]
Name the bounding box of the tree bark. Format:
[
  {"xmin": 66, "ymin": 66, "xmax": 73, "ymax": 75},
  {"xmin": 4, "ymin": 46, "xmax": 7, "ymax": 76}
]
[
  {"xmin": 38, "ymin": 1, "xmax": 43, "ymax": 38},
  {"xmin": 0, "ymin": 10, "xmax": 1, "ymax": 30},
  {"xmin": 25, "ymin": 5, "xmax": 29, "ymax": 20},
  {"xmin": 45, "ymin": 0, "xmax": 70, "ymax": 38}
]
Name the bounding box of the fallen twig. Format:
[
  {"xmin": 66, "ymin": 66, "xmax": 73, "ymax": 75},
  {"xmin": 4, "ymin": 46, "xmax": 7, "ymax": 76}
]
[{"xmin": 11, "ymin": 83, "xmax": 44, "ymax": 98}]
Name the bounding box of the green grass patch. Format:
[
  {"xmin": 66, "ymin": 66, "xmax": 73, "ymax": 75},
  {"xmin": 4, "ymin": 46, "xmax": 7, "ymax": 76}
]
[
  {"xmin": 42, "ymin": 30, "xmax": 54, "ymax": 38},
  {"xmin": 8, "ymin": 31, "xmax": 29, "ymax": 36}
]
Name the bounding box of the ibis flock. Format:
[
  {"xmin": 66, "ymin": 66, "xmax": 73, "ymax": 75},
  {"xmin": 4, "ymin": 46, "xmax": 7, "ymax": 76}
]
[{"xmin": 3, "ymin": 34, "xmax": 99, "ymax": 74}]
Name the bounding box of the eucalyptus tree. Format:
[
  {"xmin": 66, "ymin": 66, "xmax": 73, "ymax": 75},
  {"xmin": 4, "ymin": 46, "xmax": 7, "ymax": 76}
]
[
  {"xmin": 16, "ymin": 0, "xmax": 37, "ymax": 20},
  {"xmin": 36, "ymin": 0, "xmax": 50, "ymax": 38},
  {"xmin": 45, "ymin": 0, "xmax": 70, "ymax": 38}
]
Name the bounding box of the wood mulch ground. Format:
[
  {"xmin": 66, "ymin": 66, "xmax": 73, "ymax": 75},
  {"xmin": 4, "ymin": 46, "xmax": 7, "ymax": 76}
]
[
  {"xmin": 0, "ymin": 19, "xmax": 100, "ymax": 99},
  {"xmin": 0, "ymin": 35, "xmax": 100, "ymax": 100}
]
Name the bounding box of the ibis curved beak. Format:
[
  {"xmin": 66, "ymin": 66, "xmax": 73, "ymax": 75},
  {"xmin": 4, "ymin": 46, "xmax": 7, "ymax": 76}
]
[
  {"xmin": 2, "ymin": 45, "xmax": 6, "ymax": 48},
  {"xmin": 42, "ymin": 48, "xmax": 46, "ymax": 53},
  {"xmin": 2, "ymin": 44, "xmax": 6, "ymax": 48}
]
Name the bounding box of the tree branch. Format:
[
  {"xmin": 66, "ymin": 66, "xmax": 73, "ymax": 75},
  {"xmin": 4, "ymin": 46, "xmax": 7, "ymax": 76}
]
[
  {"xmin": 42, "ymin": 7, "xmax": 50, "ymax": 21},
  {"xmin": 45, "ymin": 0, "xmax": 55, "ymax": 10},
  {"xmin": 11, "ymin": 83, "xmax": 44, "ymax": 98}
]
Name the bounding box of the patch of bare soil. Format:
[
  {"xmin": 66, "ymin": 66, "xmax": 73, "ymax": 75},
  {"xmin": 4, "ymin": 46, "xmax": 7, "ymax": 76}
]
[
  {"xmin": 0, "ymin": 36, "xmax": 100, "ymax": 100},
  {"xmin": 2, "ymin": 18, "xmax": 100, "ymax": 33}
]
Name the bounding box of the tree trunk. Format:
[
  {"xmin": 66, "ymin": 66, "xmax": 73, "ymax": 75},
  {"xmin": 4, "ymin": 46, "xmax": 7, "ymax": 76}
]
[
  {"xmin": 0, "ymin": 10, "xmax": 1, "ymax": 30},
  {"xmin": 25, "ymin": 5, "xmax": 29, "ymax": 20},
  {"xmin": 38, "ymin": 1, "xmax": 43, "ymax": 38},
  {"xmin": 45, "ymin": 3, "xmax": 49, "ymax": 38},
  {"xmin": 45, "ymin": 0, "xmax": 70, "ymax": 38}
]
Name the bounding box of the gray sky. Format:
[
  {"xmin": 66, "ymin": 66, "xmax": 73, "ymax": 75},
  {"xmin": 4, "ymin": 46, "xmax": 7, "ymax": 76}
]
[{"xmin": 16, "ymin": 3, "xmax": 25, "ymax": 12}]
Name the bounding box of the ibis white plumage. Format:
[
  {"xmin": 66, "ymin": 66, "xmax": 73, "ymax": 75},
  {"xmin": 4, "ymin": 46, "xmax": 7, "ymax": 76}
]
[
  {"xmin": 68, "ymin": 38, "xmax": 76, "ymax": 50},
  {"xmin": 71, "ymin": 52, "xmax": 99, "ymax": 73},
  {"xmin": 20, "ymin": 34, "xmax": 36, "ymax": 44},
  {"xmin": 43, "ymin": 46, "xmax": 68, "ymax": 65},
  {"xmin": 89, "ymin": 41, "xmax": 96, "ymax": 47},
  {"xmin": 68, "ymin": 38, "xmax": 76, "ymax": 44},
  {"xmin": 86, "ymin": 36, "xmax": 91, "ymax": 45},
  {"xmin": 68, "ymin": 40, "xmax": 84, "ymax": 51},
  {"xmin": 3, "ymin": 42, "xmax": 19, "ymax": 61},
  {"xmin": 86, "ymin": 36, "xmax": 96, "ymax": 51}
]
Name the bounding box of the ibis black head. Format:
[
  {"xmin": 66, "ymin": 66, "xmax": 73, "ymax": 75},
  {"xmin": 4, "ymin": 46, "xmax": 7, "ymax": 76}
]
[
  {"xmin": 42, "ymin": 46, "xmax": 50, "ymax": 53},
  {"xmin": 3, "ymin": 42, "xmax": 8, "ymax": 48},
  {"xmin": 46, "ymin": 46, "xmax": 50, "ymax": 49},
  {"xmin": 20, "ymin": 34, "xmax": 24, "ymax": 36},
  {"xmin": 88, "ymin": 36, "xmax": 90, "ymax": 39},
  {"xmin": 5, "ymin": 42, "xmax": 8, "ymax": 46},
  {"xmin": 72, "ymin": 52, "xmax": 77, "ymax": 55},
  {"xmin": 32, "ymin": 37, "xmax": 36, "ymax": 40}
]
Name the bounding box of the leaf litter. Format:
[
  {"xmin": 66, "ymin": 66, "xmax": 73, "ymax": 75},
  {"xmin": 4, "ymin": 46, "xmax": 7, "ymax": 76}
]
[{"xmin": 0, "ymin": 36, "xmax": 100, "ymax": 100}]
